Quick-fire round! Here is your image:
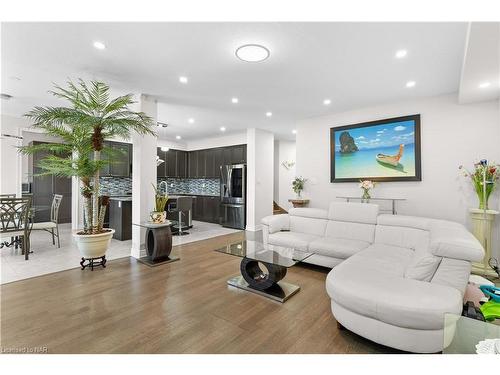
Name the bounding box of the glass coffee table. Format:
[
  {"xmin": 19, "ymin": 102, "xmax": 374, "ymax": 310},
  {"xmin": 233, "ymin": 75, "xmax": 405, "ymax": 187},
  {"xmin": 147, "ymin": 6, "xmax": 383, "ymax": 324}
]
[
  {"xmin": 443, "ymin": 313, "xmax": 500, "ymax": 354},
  {"xmin": 215, "ymin": 240, "xmax": 312, "ymax": 303}
]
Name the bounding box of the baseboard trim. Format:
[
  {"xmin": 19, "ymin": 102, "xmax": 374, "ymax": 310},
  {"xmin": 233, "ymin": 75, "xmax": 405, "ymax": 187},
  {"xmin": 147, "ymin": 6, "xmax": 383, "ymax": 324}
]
[{"xmin": 245, "ymin": 224, "xmax": 262, "ymax": 232}]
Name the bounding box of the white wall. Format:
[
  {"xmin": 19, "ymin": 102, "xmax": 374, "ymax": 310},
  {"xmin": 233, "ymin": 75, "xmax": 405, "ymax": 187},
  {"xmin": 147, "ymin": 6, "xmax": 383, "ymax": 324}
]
[
  {"xmin": 277, "ymin": 140, "xmax": 297, "ymax": 210},
  {"xmin": 246, "ymin": 128, "xmax": 274, "ymax": 231},
  {"xmin": 0, "ymin": 115, "xmax": 24, "ymax": 196},
  {"xmin": 296, "ymin": 93, "xmax": 500, "ymax": 258},
  {"xmin": 273, "ymin": 141, "xmax": 280, "ymax": 204},
  {"xmin": 186, "ymin": 132, "xmax": 246, "ymax": 151}
]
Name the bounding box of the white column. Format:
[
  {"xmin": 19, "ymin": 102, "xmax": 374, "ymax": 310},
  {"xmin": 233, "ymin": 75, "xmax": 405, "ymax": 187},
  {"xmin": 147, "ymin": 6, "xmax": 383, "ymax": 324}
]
[
  {"xmin": 131, "ymin": 95, "xmax": 157, "ymax": 258},
  {"xmin": 246, "ymin": 128, "xmax": 274, "ymax": 231},
  {"xmin": 0, "ymin": 121, "xmax": 22, "ymax": 196}
]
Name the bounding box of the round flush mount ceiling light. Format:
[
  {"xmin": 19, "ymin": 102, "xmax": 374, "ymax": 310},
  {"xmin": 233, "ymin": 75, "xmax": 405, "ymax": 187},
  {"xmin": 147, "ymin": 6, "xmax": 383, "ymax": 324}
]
[
  {"xmin": 395, "ymin": 49, "xmax": 408, "ymax": 58},
  {"xmin": 235, "ymin": 44, "xmax": 270, "ymax": 62},
  {"xmin": 266, "ymin": 112, "xmax": 272, "ymax": 117},
  {"xmin": 406, "ymin": 80, "xmax": 416, "ymax": 88},
  {"xmin": 93, "ymin": 41, "xmax": 106, "ymax": 50},
  {"xmin": 323, "ymin": 99, "xmax": 331, "ymax": 105},
  {"xmin": 231, "ymin": 97, "xmax": 239, "ymax": 104},
  {"xmin": 479, "ymin": 82, "xmax": 491, "ymax": 89},
  {"xmin": 292, "ymin": 130, "xmax": 297, "ymax": 134},
  {"xmin": 188, "ymin": 118, "xmax": 195, "ymax": 124},
  {"xmin": 179, "ymin": 76, "xmax": 188, "ymax": 84},
  {"xmin": 176, "ymin": 135, "xmax": 182, "ymax": 140},
  {"xmin": 220, "ymin": 126, "xmax": 226, "ymax": 132}
]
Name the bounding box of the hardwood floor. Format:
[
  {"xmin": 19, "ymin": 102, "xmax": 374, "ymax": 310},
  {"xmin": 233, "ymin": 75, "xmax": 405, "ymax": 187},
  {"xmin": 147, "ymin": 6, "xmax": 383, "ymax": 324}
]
[{"xmin": 0, "ymin": 231, "xmax": 400, "ymax": 354}]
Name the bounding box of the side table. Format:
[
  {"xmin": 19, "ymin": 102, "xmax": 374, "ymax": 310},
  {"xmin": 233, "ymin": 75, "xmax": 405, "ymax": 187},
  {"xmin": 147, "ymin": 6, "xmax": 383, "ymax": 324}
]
[
  {"xmin": 288, "ymin": 199, "xmax": 310, "ymax": 208},
  {"xmin": 133, "ymin": 221, "xmax": 179, "ymax": 267}
]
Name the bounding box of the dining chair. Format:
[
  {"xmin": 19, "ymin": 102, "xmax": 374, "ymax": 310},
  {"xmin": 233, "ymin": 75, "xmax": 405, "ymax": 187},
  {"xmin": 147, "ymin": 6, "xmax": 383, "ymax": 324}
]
[
  {"xmin": 0, "ymin": 197, "xmax": 32, "ymax": 260},
  {"xmin": 31, "ymin": 194, "xmax": 63, "ymax": 248}
]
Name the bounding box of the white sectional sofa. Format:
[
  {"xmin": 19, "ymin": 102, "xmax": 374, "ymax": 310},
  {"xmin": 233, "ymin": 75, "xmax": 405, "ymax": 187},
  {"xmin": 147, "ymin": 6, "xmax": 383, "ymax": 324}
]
[{"xmin": 261, "ymin": 202, "xmax": 484, "ymax": 353}]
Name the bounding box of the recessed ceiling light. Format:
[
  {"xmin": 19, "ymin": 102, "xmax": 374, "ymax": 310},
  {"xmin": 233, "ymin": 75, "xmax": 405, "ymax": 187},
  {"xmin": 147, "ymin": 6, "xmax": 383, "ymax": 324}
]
[
  {"xmin": 323, "ymin": 99, "xmax": 331, "ymax": 105},
  {"xmin": 93, "ymin": 41, "xmax": 106, "ymax": 50},
  {"xmin": 235, "ymin": 44, "xmax": 270, "ymax": 62},
  {"xmin": 266, "ymin": 112, "xmax": 273, "ymax": 117},
  {"xmin": 231, "ymin": 97, "xmax": 239, "ymax": 104},
  {"xmin": 176, "ymin": 135, "xmax": 182, "ymax": 140},
  {"xmin": 406, "ymin": 81, "xmax": 416, "ymax": 88},
  {"xmin": 161, "ymin": 146, "xmax": 169, "ymax": 152},
  {"xmin": 220, "ymin": 127, "xmax": 226, "ymax": 132},
  {"xmin": 395, "ymin": 49, "xmax": 408, "ymax": 59},
  {"xmin": 179, "ymin": 76, "xmax": 188, "ymax": 84},
  {"xmin": 188, "ymin": 118, "xmax": 195, "ymax": 124},
  {"xmin": 479, "ymin": 82, "xmax": 491, "ymax": 89},
  {"xmin": 292, "ymin": 130, "xmax": 297, "ymax": 134}
]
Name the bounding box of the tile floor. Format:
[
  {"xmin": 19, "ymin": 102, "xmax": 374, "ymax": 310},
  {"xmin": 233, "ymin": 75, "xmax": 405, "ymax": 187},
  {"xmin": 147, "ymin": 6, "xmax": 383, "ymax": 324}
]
[{"xmin": 0, "ymin": 220, "xmax": 241, "ymax": 284}]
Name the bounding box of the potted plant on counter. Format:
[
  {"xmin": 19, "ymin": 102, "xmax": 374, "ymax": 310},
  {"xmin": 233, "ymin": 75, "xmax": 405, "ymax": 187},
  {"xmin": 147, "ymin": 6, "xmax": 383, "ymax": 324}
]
[
  {"xmin": 150, "ymin": 183, "xmax": 169, "ymax": 224},
  {"xmin": 21, "ymin": 80, "xmax": 155, "ymax": 265}
]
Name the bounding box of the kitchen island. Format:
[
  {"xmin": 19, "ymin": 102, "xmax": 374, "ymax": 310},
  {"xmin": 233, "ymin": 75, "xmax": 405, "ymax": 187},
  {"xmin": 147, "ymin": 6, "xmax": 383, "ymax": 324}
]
[{"xmin": 108, "ymin": 196, "xmax": 132, "ymax": 240}]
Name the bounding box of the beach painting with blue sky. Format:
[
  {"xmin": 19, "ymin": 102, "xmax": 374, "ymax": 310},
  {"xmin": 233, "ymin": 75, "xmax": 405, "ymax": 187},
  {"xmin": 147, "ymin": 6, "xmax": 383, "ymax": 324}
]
[{"xmin": 330, "ymin": 115, "xmax": 421, "ymax": 182}]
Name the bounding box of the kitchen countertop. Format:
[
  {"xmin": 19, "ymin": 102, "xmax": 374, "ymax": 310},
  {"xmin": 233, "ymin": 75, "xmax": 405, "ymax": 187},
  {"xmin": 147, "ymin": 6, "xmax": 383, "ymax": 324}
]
[{"xmin": 109, "ymin": 196, "xmax": 132, "ymax": 202}]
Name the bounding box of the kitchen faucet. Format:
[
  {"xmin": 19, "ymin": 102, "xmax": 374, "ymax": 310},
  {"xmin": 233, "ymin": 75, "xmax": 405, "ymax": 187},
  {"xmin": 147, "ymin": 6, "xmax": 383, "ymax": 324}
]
[{"xmin": 158, "ymin": 180, "xmax": 168, "ymax": 195}]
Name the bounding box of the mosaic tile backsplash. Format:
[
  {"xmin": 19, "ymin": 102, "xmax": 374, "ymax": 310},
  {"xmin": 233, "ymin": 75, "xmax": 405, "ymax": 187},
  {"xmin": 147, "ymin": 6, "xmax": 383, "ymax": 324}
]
[
  {"xmin": 99, "ymin": 176, "xmax": 220, "ymax": 197},
  {"xmin": 157, "ymin": 178, "xmax": 220, "ymax": 196},
  {"xmin": 99, "ymin": 177, "xmax": 132, "ymax": 196}
]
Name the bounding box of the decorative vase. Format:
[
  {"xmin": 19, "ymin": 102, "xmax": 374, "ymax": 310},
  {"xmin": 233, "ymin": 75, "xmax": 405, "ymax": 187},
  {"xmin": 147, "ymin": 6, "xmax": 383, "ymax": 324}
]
[
  {"xmin": 150, "ymin": 211, "xmax": 167, "ymax": 224},
  {"xmin": 296, "ymin": 191, "xmax": 302, "ymax": 198},
  {"xmin": 362, "ymin": 188, "xmax": 371, "ymax": 200},
  {"xmin": 475, "ymin": 188, "xmax": 492, "ymax": 210}
]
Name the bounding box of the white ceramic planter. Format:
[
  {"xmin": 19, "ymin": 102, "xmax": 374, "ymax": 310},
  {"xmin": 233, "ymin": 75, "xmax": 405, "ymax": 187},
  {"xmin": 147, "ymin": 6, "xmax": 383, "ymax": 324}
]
[{"xmin": 73, "ymin": 229, "xmax": 115, "ymax": 259}]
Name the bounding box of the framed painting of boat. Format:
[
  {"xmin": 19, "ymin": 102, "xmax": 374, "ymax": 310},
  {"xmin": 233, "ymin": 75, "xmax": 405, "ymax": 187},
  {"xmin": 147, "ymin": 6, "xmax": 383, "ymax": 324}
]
[{"xmin": 330, "ymin": 114, "xmax": 421, "ymax": 182}]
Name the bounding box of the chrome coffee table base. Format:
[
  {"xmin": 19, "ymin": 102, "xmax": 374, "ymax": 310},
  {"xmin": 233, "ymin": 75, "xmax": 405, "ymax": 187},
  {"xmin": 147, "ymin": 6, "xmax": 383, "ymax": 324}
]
[{"xmin": 227, "ymin": 275, "xmax": 301, "ymax": 303}]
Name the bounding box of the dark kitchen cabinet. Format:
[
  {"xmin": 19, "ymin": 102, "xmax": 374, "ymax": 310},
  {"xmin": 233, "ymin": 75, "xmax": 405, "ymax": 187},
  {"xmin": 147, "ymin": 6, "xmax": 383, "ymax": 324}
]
[
  {"xmin": 188, "ymin": 150, "xmax": 198, "ymax": 178},
  {"xmin": 204, "ymin": 149, "xmax": 216, "ymax": 178},
  {"xmin": 203, "ymin": 196, "xmax": 220, "ymax": 223},
  {"xmin": 222, "ymin": 147, "xmax": 232, "ymax": 166},
  {"xmin": 29, "ymin": 141, "xmax": 72, "ymax": 224},
  {"xmin": 197, "ymin": 150, "xmax": 206, "ymax": 177},
  {"xmin": 109, "ymin": 142, "xmax": 131, "ymax": 177},
  {"xmin": 186, "ymin": 145, "xmax": 246, "ymax": 178},
  {"xmin": 192, "ymin": 195, "xmax": 204, "ymax": 220},
  {"xmin": 157, "ymin": 148, "xmax": 166, "ymax": 177},
  {"xmin": 231, "ymin": 145, "xmax": 246, "ymax": 164},
  {"xmin": 166, "ymin": 149, "xmax": 177, "ymax": 177},
  {"xmin": 177, "ymin": 150, "xmax": 188, "ymax": 178},
  {"xmin": 214, "ymin": 148, "xmax": 223, "ymax": 178},
  {"xmin": 97, "ymin": 141, "xmax": 131, "ymax": 177},
  {"xmin": 191, "ymin": 195, "xmax": 220, "ymax": 223}
]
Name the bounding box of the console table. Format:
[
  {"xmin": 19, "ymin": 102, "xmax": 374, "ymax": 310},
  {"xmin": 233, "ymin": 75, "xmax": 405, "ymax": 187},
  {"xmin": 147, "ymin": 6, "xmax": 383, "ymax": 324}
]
[
  {"xmin": 336, "ymin": 196, "xmax": 406, "ymax": 215},
  {"xmin": 288, "ymin": 199, "xmax": 310, "ymax": 208},
  {"xmin": 133, "ymin": 221, "xmax": 179, "ymax": 267}
]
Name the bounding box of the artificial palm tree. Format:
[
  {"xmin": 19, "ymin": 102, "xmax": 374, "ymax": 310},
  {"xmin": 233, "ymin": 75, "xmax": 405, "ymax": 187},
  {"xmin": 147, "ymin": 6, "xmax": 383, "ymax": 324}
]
[{"xmin": 21, "ymin": 80, "xmax": 156, "ymax": 234}]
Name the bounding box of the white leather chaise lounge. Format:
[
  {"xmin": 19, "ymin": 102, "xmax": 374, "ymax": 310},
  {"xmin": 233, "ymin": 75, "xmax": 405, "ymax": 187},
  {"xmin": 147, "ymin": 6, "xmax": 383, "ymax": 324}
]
[{"xmin": 261, "ymin": 202, "xmax": 484, "ymax": 353}]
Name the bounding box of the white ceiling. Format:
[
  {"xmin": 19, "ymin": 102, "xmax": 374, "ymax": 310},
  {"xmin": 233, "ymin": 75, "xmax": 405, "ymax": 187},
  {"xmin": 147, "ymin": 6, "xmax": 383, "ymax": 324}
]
[
  {"xmin": 1, "ymin": 22, "xmax": 471, "ymax": 140},
  {"xmin": 459, "ymin": 22, "xmax": 500, "ymax": 104}
]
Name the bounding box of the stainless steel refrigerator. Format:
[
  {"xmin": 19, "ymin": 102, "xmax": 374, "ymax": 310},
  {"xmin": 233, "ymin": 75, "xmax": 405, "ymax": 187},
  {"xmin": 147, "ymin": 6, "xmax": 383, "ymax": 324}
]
[{"xmin": 220, "ymin": 163, "xmax": 246, "ymax": 229}]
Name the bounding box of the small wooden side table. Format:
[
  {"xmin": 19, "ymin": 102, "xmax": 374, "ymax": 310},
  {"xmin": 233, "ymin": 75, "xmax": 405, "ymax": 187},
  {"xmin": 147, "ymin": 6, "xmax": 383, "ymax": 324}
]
[
  {"xmin": 133, "ymin": 221, "xmax": 179, "ymax": 267},
  {"xmin": 288, "ymin": 199, "xmax": 310, "ymax": 208}
]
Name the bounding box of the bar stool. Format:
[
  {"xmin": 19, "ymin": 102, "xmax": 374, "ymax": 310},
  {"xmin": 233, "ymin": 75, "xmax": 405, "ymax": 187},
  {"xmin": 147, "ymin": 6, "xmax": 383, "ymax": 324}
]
[{"xmin": 171, "ymin": 196, "xmax": 192, "ymax": 236}]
